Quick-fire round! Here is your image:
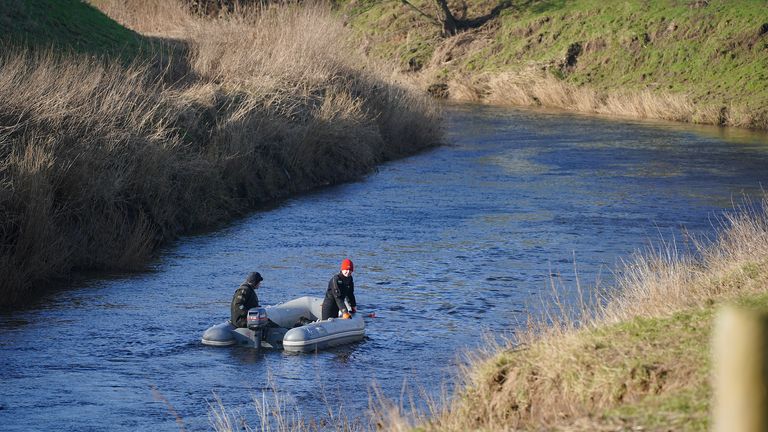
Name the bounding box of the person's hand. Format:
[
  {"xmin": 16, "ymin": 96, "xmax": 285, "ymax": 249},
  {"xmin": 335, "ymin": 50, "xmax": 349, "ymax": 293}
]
[{"xmin": 342, "ymin": 312, "xmax": 352, "ymax": 319}]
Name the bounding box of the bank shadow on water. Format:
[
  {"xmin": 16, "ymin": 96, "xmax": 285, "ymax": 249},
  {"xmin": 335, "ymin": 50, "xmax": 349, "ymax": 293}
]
[{"xmin": 2, "ymin": 103, "xmax": 768, "ymax": 431}]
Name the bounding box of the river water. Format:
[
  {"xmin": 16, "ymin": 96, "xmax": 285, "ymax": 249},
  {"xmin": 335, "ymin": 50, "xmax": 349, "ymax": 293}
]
[{"xmin": 2, "ymin": 104, "xmax": 768, "ymax": 431}]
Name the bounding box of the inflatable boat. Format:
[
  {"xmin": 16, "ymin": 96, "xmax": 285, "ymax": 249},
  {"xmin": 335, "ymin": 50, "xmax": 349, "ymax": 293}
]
[{"xmin": 201, "ymin": 296, "xmax": 365, "ymax": 352}]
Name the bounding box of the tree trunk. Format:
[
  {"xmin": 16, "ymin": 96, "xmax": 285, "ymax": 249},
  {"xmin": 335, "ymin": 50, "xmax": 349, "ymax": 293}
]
[
  {"xmin": 434, "ymin": 0, "xmax": 458, "ymax": 35},
  {"xmin": 398, "ymin": 0, "xmax": 460, "ymax": 36}
]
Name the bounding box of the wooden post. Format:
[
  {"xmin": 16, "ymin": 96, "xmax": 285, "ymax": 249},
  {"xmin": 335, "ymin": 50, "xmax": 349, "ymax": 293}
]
[{"xmin": 713, "ymin": 306, "xmax": 768, "ymax": 432}]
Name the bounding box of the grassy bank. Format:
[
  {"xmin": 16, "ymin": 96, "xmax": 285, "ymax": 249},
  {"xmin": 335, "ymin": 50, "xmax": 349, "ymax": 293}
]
[
  {"xmin": 342, "ymin": 0, "xmax": 768, "ymax": 128},
  {"xmin": 0, "ymin": 0, "xmax": 441, "ymax": 307}
]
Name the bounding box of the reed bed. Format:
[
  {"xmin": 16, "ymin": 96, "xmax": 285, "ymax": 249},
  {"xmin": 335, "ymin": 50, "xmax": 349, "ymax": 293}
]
[
  {"xmin": 454, "ymin": 68, "xmax": 761, "ymax": 128},
  {"xmin": 0, "ymin": 1, "xmax": 441, "ymax": 306},
  {"xmin": 208, "ymin": 374, "xmax": 373, "ymax": 432}
]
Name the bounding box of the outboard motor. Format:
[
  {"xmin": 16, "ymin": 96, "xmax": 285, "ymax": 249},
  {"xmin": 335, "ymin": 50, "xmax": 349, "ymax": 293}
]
[{"xmin": 247, "ymin": 307, "xmax": 268, "ymax": 352}]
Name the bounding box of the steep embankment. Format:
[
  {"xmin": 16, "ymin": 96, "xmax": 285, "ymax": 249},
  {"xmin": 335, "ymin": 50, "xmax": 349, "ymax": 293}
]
[
  {"xmin": 343, "ymin": 0, "xmax": 768, "ymax": 128},
  {"xmin": 0, "ymin": 0, "xmax": 441, "ymax": 307}
]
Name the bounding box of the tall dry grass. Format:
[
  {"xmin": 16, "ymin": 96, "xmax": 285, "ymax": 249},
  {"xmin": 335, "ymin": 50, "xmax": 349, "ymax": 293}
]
[
  {"xmin": 208, "ymin": 376, "xmax": 372, "ymax": 432},
  {"xmin": 0, "ymin": 52, "xmax": 209, "ymax": 305},
  {"xmin": 0, "ymin": 1, "xmax": 441, "ymax": 306},
  {"xmin": 602, "ymin": 199, "xmax": 768, "ymax": 322},
  {"xmin": 447, "ymin": 67, "xmax": 761, "ymax": 127}
]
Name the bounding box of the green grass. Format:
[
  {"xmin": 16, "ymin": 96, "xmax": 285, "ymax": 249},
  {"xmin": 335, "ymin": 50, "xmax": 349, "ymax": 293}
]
[
  {"xmin": 342, "ymin": 0, "xmax": 441, "ymax": 71},
  {"xmin": 453, "ymin": 290, "xmax": 768, "ymax": 430},
  {"xmin": 341, "ymin": 0, "xmax": 768, "ymax": 120},
  {"xmin": 479, "ymin": 0, "xmax": 767, "ymax": 97},
  {"xmin": 607, "ymin": 388, "xmax": 710, "ymax": 431},
  {"xmin": 591, "ymin": 308, "xmax": 714, "ymax": 430},
  {"xmin": 600, "ymin": 292, "xmax": 768, "ymax": 430},
  {"xmin": 0, "ymin": 0, "xmax": 154, "ymax": 60}
]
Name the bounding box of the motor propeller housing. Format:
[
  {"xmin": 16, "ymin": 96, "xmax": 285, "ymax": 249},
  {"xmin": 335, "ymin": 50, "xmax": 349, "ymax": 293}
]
[{"xmin": 246, "ymin": 307, "xmax": 269, "ymax": 330}]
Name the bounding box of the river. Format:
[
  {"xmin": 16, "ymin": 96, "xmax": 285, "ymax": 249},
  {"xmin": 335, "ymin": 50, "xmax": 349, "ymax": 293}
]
[{"xmin": 2, "ymin": 104, "xmax": 768, "ymax": 431}]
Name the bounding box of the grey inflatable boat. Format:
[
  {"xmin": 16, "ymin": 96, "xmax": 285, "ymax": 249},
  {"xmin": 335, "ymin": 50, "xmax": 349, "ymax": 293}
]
[{"xmin": 201, "ymin": 296, "xmax": 365, "ymax": 352}]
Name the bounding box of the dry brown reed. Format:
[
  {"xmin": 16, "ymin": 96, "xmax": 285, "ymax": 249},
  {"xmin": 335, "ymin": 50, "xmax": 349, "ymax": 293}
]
[
  {"xmin": 0, "ymin": 1, "xmax": 441, "ymax": 306},
  {"xmin": 457, "ymin": 67, "xmax": 763, "ymax": 128},
  {"xmin": 89, "ymin": 0, "xmax": 194, "ymax": 37},
  {"xmin": 208, "ymin": 376, "xmax": 371, "ymax": 432},
  {"xmin": 0, "ymin": 51, "xmax": 200, "ymax": 305},
  {"xmin": 600, "ymin": 198, "xmax": 768, "ymax": 324},
  {"xmin": 483, "ymin": 70, "xmax": 603, "ymax": 113}
]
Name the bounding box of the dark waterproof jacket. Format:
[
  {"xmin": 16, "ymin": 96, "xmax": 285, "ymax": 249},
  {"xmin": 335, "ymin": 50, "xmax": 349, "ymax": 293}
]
[
  {"xmin": 230, "ymin": 283, "xmax": 260, "ymax": 328},
  {"xmin": 321, "ymin": 273, "xmax": 355, "ymax": 319}
]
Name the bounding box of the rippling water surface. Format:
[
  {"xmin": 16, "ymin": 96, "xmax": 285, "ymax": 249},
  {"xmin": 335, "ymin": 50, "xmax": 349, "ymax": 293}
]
[{"xmin": 2, "ymin": 105, "xmax": 768, "ymax": 431}]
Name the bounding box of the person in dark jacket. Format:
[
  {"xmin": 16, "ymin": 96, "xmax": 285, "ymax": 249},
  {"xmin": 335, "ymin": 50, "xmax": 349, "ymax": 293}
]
[
  {"xmin": 230, "ymin": 272, "xmax": 263, "ymax": 328},
  {"xmin": 321, "ymin": 259, "xmax": 357, "ymax": 320}
]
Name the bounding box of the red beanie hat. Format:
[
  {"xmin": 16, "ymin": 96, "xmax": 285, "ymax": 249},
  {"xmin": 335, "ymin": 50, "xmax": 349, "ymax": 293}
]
[{"xmin": 341, "ymin": 259, "xmax": 353, "ymax": 272}]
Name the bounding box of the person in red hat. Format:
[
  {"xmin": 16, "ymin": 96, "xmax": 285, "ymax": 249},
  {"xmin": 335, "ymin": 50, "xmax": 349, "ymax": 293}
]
[{"xmin": 321, "ymin": 259, "xmax": 357, "ymax": 320}]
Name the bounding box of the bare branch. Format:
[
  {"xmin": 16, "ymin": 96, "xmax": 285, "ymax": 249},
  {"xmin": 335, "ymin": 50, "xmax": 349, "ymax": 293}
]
[{"xmin": 399, "ymin": 0, "xmax": 442, "ymax": 27}]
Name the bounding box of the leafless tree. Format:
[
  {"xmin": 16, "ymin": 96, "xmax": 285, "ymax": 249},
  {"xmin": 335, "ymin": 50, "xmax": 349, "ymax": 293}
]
[{"xmin": 400, "ymin": 0, "xmax": 511, "ymax": 37}]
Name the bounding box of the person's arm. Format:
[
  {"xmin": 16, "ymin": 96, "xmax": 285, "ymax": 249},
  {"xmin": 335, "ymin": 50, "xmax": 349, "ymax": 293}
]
[
  {"xmin": 330, "ymin": 276, "xmax": 348, "ymax": 313},
  {"xmin": 348, "ymin": 278, "xmax": 356, "ymax": 310}
]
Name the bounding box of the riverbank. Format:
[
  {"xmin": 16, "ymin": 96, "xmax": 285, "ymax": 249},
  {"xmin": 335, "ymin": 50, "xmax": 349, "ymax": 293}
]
[
  {"xmin": 0, "ymin": 0, "xmax": 441, "ymax": 307},
  {"xmin": 373, "ymin": 198, "xmax": 768, "ymax": 431},
  {"xmin": 342, "ymin": 0, "xmax": 768, "ymax": 129}
]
